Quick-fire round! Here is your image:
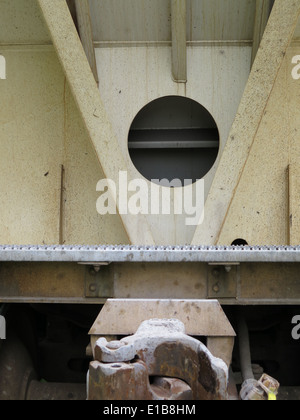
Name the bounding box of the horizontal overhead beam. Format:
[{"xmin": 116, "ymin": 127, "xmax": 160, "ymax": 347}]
[
  {"xmin": 171, "ymin": 0, "xmax": 187, "ymax": 82},
  {"xmin": 252, "ymin": 0, "xmax": 274, "ymax": 65},
  {"xmin": 74, "ymin": 0, "xmax": 99, "ymax": 84}
]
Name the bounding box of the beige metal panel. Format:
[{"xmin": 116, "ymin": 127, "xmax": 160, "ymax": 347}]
[
  {"xmin": 186, "ymin": 45, "xmax": 252, "ymax": 203},
  {"xmin": 187, "ymin": 0, "xmax": 256, "ymax": 41},
  {"xmin": 95, "ymin": 45, "xmax": 190, "ymax": 245},
  {"xmin": 294, "ymin": 18, "xmax": 300, "ymax": 39},
  {"xmin": 217, "ymin": 54, "xmax": 289, "ymax": 245},
  {"xmin": 209, "ymin": 24, "xmax": 300, "ymax": 246},
  {"xmin": 288, "ymin": 165, "xmax": 300, "ymax": 246},
  {"xmin": 0, "ymin": 49, "xmax": 64, "ymax": 244},
  {"xmin": 95, "ymin": 45, "xmax": 251, "ymax": 244},
  {"xmin": 288, "ymin": 44, "xmax": 300, "ymax": 245},
  {"xmin": 192, "ymin": 0, "xmax": 300, "ymax": 246},
  {"xmin": 0, "ymin": 47, "xmax": 128, "ymax": 246},
  {"xmin": 0, "ymin": 0, "xmax": 51, "ymax": 45},
  {"xmin": 63, "ymin": 83, "xmax": 130, "ymax": 245},
  {"xmin": 89, "ymin": 0, "xmax": 171, "ymax": 43},
  {"xmin": 38, "ymin": 0, "xmax": 154, "ymax": 245},
  {"xmin": 217, "ymin": 23, "xmax": 300, "ymax": 246}
]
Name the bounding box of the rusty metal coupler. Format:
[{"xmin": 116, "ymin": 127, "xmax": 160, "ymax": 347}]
[{"xmin": 87, "ymin": 318, "xmax": 229, "ymax": 400}]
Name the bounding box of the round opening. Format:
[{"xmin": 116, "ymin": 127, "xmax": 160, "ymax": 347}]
[
  {"xmin": 128, "ymin": 96, "xmax": 220, "ymax": 186},
  {"xmin": 231, "ymin": 239, "xmax": 249, "ymax": 247}
]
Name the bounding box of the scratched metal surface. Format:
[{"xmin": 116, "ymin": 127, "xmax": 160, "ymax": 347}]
[{"xmin": 0, "ymin": 245, "xmax": 300, "ymax": 263}]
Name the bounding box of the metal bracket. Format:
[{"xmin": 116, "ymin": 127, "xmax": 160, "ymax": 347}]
[
  {"xmin": 81, "ymin": 262, "xmax": 113, "ymax": 298},
  {"xmin": 208, "ymin": 263, "xmax": 240, "ymax": 299}
]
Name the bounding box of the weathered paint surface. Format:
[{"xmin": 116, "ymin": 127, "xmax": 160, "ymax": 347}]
[
  {"xmin": 0, "ymin": 48, "xmax": 64, "ymax": 244},
  {"xmin": 62, "ymin": 83, "xmax": 128, "ymax": 245},
  {"xmin": 38, "ymin": 0, "xmax": 155, "ymax": 245},
  {"xmin": 0, "ymin": 0, "xmax": 51, "ymax": 45},
  {"xmin": 0, "ymin": 0, "xmax": 252, "ymax": 245},
  {"xmin": 2, "ymin": 0, "xmax": 299, "ymax": 246},
  {"xmin": 95, "ymin": 45, "xmax": 251, "ymax": 244},
  {"xmin": 216, "ymin": 32, "xmax": 300, "ymax": 245},
  {"xmin": 0, "ymin": 46, "xmax": 129, "ymax": 245},
  {"xmin": 192, "ymin": 0, "xmax": 300, "ymax": 246}
]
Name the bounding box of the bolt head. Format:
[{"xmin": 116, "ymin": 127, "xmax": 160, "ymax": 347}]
[
  {"xmin": 89, "ymin": 283, "xmax": 97, "ymax": 292},
  {"xmin": 213, "ymin": 284, "xmax": 220, "ymax": 293}
]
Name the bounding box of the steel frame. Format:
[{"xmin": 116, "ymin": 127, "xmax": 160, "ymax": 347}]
[{"xmin": 0, "ymin": 246, "xmax": 300, "ymax": 305}]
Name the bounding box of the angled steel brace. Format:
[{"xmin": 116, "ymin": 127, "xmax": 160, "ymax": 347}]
[
  {"xmin": 74, "ymin": 0, "xmax": 99, "ymax": 84},
  {"xmin": 251, "ymin": 0, "xmax": 274, "ymax": 66}
]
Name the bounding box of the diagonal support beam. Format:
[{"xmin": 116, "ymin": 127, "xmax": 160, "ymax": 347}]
[
  {"xmin": 38, "ymin": 0, "xmax": 154, "ymax": 245},
  {"xmin": 192, "ymin": 0, "xmax": 300, "ymax": 245},
  {"xmin": 251, "ymin": 0, "xmax": 274, "ymax": 66},
  {"xmin": 74, "ymin": 0, "xmax": 99, "ymax": 85},
  {"xmin": 171, "ymin": 0, "xmax": 187, "ymax": 82}
]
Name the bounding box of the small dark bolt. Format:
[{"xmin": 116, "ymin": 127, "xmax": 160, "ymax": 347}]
[
  {"xmin": 213, "ymin": 284, "xmax": 220, "ymax": 293},
  {"xmin": 89, "ymin": 284, "xmax": 97, "ymax": 293}
]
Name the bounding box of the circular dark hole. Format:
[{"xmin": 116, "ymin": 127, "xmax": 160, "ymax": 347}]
[
  {"xmin": 231, "ymin": 239, "xmax": 249, "ymax": 246},
  {"xmin": 128, "ymin": 96, "xmax": 220, "ymax": 186}
]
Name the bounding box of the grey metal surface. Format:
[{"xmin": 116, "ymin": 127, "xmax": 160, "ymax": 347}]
[
  {"xmin": 128, "ymin": 140, "xmax": 219, "ymax": 149},
  {"xmin": 1, "ymin": 245, "xmax": 300, "ymax": 263},
  {"xmin": 128, "ymin": 128, "xmax": 219, "ymax": 149}
]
